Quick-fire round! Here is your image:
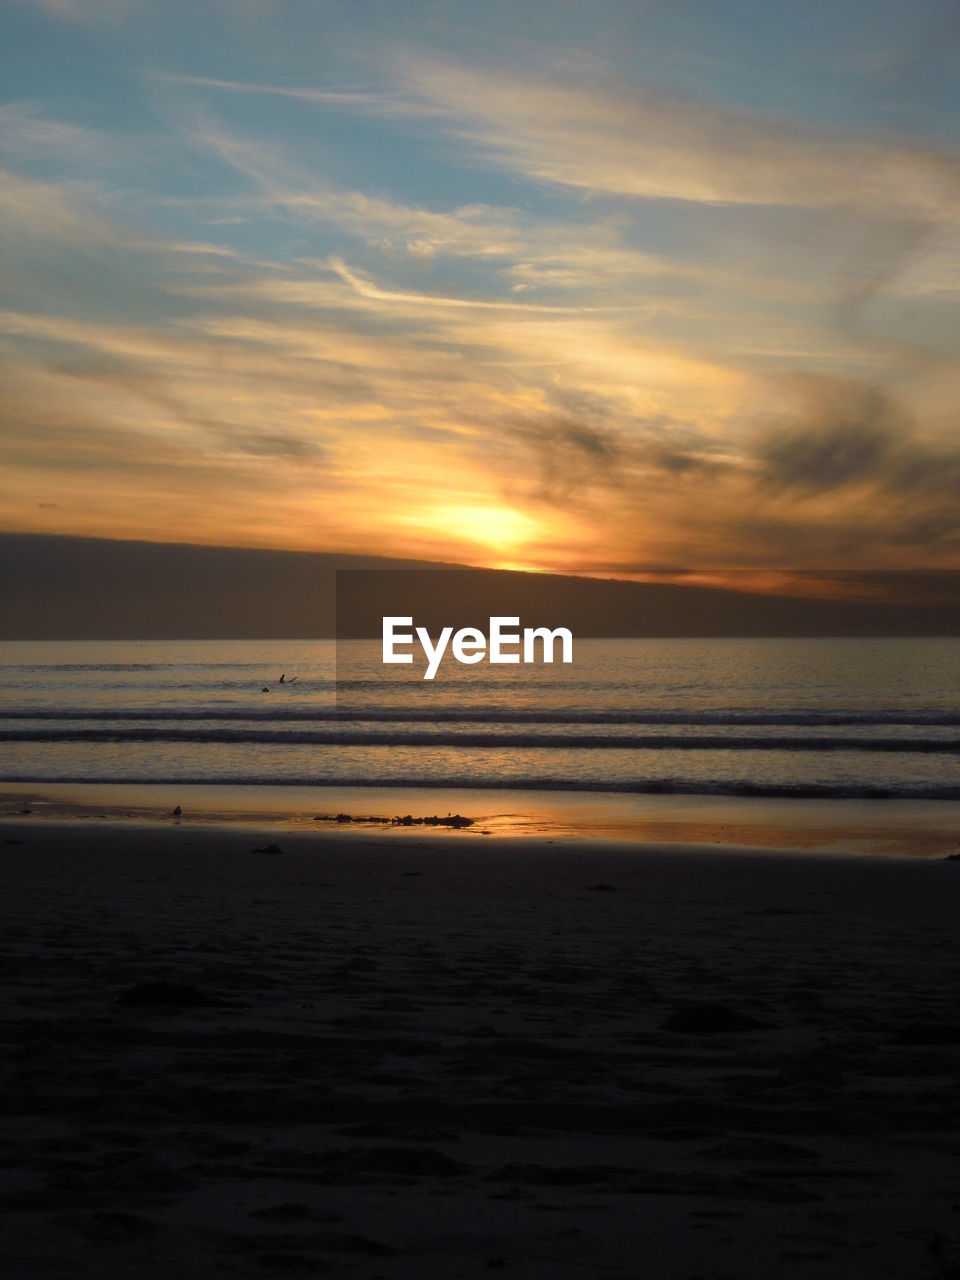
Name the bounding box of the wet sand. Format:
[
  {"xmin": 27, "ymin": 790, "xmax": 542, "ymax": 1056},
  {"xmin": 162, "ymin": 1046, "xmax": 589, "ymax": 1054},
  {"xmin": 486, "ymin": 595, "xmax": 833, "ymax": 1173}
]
[
  {"xmin": 1, "ymin": 819, "xmax": 959, "ymax": 1277},
  {"xmin": 4, "ymin": 781, "xmax": 960, "ymax": 857}
]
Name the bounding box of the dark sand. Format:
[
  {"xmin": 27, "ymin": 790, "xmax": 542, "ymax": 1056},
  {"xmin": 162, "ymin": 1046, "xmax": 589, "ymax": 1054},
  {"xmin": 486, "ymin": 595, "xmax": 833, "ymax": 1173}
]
[{"xmin": 1, "ymin": 820, "xmax": 959, "ymax": 1278}]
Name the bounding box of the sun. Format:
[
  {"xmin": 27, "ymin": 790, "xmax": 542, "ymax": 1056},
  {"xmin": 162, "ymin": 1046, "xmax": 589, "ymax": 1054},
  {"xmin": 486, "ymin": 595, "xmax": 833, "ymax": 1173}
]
[
  {"xmin": 395, "ymin": 502, "xmax": 542, "ymax": 563},
  {"xmin": 445, "ymin": 504, "xmax": 540, "ymax": 554}
]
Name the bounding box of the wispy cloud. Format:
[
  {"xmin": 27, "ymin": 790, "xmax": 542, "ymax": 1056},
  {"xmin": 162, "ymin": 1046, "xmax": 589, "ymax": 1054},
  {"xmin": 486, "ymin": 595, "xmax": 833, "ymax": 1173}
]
[
  {"xmin": 0, "ymin": 101, "xmax": 117, "ymax": 168},
  {"xmin": 169, "ymin": 57, "xmax": 960, "ymax": 219},
  {"xmin": 0, "ymin": 168, "xmax": 112, "ymax": 244},
  {"xmin": 327, "ymin": 255, "xmax": 600, "ymax": 314},
  {"xmin": 150, "ymin": 71, "xmax": 412, "ymax": 113},
  {"xmin": 395, "ymin": 56, "xmax": 960, "ymax": 219},
  {"xmin": 177, "ymin": 118, "xmax": 701, "ymax": 292}
]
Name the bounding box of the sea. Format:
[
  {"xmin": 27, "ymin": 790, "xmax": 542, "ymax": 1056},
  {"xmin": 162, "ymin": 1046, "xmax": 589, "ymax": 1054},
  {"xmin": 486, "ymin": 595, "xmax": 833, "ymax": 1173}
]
[{"xmin": 2, "ymin": 637, "xmax": 960, "ymax": 850}]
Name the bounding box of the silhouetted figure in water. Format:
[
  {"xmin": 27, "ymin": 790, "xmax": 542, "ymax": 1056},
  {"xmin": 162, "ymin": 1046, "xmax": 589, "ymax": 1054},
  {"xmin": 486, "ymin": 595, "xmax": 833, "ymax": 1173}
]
[
  {"xmin": 279, "ymin": 674, "xmax": 285, "ymax": 684},
  {"xmin": 172, "ymin": 805, "xmax": 182, "ymax": 823},
  {"xmin": 278, "ymin": 674, "xmax": 298, "ymax": 684}
]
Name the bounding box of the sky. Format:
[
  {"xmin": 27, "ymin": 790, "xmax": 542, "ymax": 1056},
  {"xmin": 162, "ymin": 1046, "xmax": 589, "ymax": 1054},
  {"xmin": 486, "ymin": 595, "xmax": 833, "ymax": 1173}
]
[{"xmin": 2, "ymin": 0, "xmax": 960, "ymax": 579}]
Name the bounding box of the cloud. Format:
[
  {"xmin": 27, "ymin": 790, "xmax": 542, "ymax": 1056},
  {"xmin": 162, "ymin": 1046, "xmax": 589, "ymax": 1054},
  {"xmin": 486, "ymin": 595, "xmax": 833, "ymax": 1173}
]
[
  {"xmin": 647, "ymin": 445, "xmax": 725, "ymax": 476},
  {"xmin": 0, "ymin": 102, "xmax": 117, "ymax": 169},
  {"xmin": 760, "ymin": 422, "xmax": 891, "ymax": 492},
  {"xmin": 151, "ymin": 72, "xmax": 413, "ymax": 114},
  {"xmin": 164, "ymin": 72, "xmax": 960, "ymax": 349},
  {"xmin": 395, "ymin": 56, "xmax": 960, "ymax": 220},
  {"xmin": 176, "ymin": 118, "xmax": 711, "ymax": 302},
  {"xmin": 166, "ymin": 59, "xmax": 960, "ymax": 222},
  {"xmin": 508, "ymin": 416, "xmax": 624, "ymax": 505},
  {"xmin": 748, "ymin": 375, "xmax": 960, "ymax": 555},
  {"xmin": 328, "ymin": 255, "xmax": 598, "ymax": 314},
  {"xmin": 0, "ymin": 168, "xmax": 113, "ymax": 245},
  {"xmin": 756, "ymin": 381, "xmax": 900, "ymax": 492}
]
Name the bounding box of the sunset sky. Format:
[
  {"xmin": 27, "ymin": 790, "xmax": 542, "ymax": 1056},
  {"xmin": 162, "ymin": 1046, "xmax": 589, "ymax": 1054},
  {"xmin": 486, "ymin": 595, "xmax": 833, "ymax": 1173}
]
[{"xmin": 2, "ymin": 0, "xmax": 960, "ymax": 576}]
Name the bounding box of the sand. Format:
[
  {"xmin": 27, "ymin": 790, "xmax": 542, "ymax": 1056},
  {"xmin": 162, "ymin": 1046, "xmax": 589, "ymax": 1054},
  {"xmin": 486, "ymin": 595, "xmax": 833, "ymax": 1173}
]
[{"xmin": 1, "ymin": 818, "xmax": 959, "ymax": 1278}]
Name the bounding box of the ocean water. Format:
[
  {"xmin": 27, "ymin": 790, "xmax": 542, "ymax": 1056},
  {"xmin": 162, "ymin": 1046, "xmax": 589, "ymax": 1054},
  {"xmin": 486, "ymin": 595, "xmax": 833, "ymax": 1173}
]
[{"xmin": 2, "ymin": 637, "xmax": 960, "ymax": 801}]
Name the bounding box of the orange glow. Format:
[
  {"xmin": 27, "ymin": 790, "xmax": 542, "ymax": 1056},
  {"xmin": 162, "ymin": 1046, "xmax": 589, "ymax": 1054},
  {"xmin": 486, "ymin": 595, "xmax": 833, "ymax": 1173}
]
[{"xmin": 392, "ymin": 503, "xmax": 544, "ymax": 560}]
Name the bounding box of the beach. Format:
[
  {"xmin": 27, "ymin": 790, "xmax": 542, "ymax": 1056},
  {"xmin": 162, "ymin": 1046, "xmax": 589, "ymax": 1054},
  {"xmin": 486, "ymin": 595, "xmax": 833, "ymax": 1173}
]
[{"xmin": 2, "ymin": 817, "xmax": 959, "ymax": 1278}]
